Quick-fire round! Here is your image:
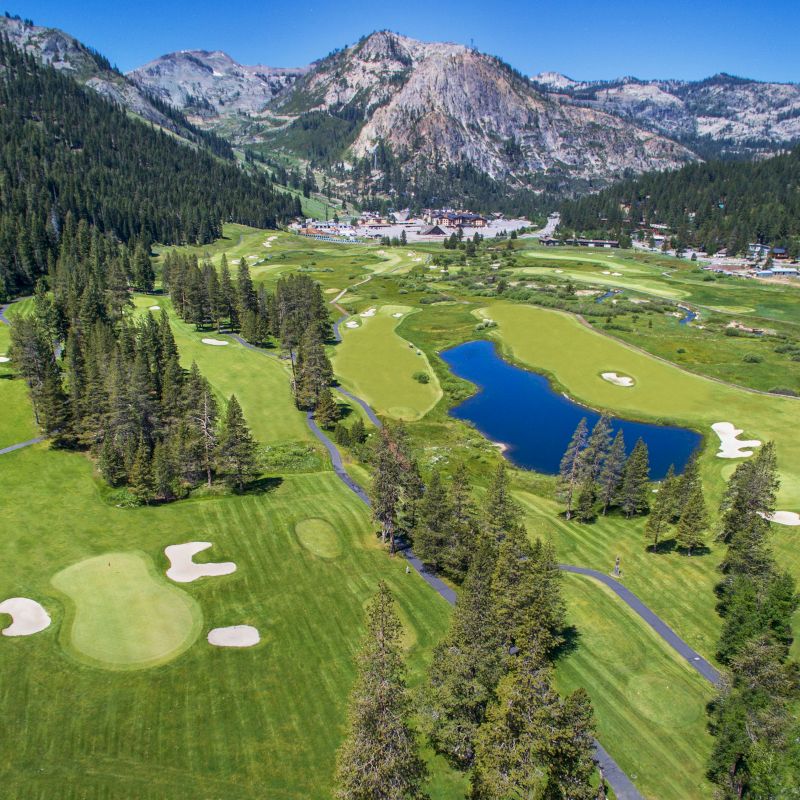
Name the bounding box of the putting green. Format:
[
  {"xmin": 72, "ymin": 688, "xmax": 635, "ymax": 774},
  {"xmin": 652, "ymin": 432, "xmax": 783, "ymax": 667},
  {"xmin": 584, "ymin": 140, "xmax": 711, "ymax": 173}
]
[
  {"xmin": 333, "ymin": 305, "xmax": 442, "ymax": 421},
  {"xmin": 52, "ymin": 552, "xmax": 202, "ymax": 670},
  {"xmin": 484, "ymin": 303, "xmax": 800, "ymax": 508},
  {"xmin": 295, "ymin": 518, "xmax": 342, "ymax": 559}
]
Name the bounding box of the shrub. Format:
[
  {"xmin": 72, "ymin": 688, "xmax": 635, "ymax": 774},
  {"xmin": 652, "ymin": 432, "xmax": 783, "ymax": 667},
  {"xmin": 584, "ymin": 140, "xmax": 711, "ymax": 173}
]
[
  {"xmin": 413, "ymin": 371, "xmax": 430, "ymax": 384},
  {"xmin": 677, "ymin": 348, "xmax": 686, "ymax": 354},
  {"xmin": 742, "ymin": 354, "xmax": 763, "ymax": 363},
  {"xmin": 770, "ymin": 387, "xmax": 799, "ymax": 397}
]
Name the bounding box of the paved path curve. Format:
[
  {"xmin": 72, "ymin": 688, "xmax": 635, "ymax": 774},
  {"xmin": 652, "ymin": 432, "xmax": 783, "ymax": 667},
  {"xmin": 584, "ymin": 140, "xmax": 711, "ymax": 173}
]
[
  {"xmin": 231, "ymin": 307, "xmax": 643, "ymax": 799},
  {"xmin": 561, "ymin": 565, "xmax": 722, "ymax": 685}
]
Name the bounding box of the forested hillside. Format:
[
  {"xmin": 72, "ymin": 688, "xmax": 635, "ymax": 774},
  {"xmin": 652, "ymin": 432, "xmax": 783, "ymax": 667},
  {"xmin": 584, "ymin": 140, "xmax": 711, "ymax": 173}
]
[
  {"xmin": 559, "ymin": 147, "xmax": 800, "ymax": 255},
  {"xmin": 0, "ymin": 35, "xmax": 301, "ymax": 299}
]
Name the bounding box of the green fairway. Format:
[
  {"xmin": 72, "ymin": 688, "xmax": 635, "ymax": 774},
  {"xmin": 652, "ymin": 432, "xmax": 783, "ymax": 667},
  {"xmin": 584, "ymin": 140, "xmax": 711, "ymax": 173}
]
[
  {"xmin": 0, "ymin": 446, "xmax": 459, "ymax": 800},
  {"xmin": 333, "ymin": 305, "xmax": 443, "ymax": 420},
  {"xmin": 557, "ymin": 575, "xmax": 714, "ymax": 800},
  {"xmin": 52, "ymin": 551, "xmax": 202, "ymax": 669},
  {"xmin": 132, "ymin": 296, "xmax": 311, "ymax": 446}
]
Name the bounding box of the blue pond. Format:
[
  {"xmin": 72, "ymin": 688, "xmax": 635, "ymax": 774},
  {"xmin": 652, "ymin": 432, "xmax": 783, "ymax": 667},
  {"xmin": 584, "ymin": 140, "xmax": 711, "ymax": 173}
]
[{"xmin": 441, "ymin": 340, "xmax": 701, "ymax": 479}]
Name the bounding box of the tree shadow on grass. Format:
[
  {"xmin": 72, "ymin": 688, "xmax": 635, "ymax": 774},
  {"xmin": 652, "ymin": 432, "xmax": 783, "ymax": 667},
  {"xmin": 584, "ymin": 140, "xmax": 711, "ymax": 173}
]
[
  {"xmin": 645, "ymin": 538, "xmax": 677, "ymax": 555},
  {"xmin": 552, "ymin": 624, "xmax": 581, "ymax": 662},
  {"xmin": 236, "ymin": 476, "xmax": 283, "ymax": 496}
]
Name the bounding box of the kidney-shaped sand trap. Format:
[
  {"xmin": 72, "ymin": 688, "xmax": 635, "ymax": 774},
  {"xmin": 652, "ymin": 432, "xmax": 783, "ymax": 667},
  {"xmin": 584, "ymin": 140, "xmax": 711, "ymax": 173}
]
[
  {"xmin": 208, "ymin": 625, "xmax": 260, "ymax": 647},
  {"xmin": 601, "ymin": 372, "xmax": 635, "ymax": 387},
  {"xmin": 0, "ymin": 597, "xmax": 51, "ymax": 636},
  {"xmin": 360, "ymin": 307, "xmax": 377, "ymax": 318},
  {"xmin": 201, "ymin": 338, "xmax": 228, "ymax": 346},
  {"xmin": 712, "ymin": 422, "xmax": 761, "ymax": 459},
  {"xmin": 760, "ymin": 511, "xmax": 800, "ymax": 527},
  {"xmin": 0, "ymin": 356, "xmax": 10, "ymax": 363},
  {"xmin": 165, "ymin": 542, "xmax": 236, "ymax": 583},
  {"xmin": 52, "ymin": 552, "xmax": 201, "ymax": 669},
  {"xmin": 345, "ymin": 320, "xmax": 359, "ymax": 329}
]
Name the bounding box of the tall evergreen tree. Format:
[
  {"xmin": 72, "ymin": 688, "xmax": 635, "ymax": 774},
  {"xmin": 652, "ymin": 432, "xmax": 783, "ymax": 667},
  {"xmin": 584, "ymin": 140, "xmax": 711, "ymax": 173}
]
[
  {"xmin": 675, "ymin": 481, "xmax": 708, "ymax": 555},
  {"xmin": 334, "ymin": 582, "xmax": 428, "ymax": 800},
  {"xmin": 598, "ymin": 430, "xmax": 626, "ymax": 515},
  {"xmin": 422, "ymin": 536, "xmax": 503, "ymax": 768},
  {"xmin": 645, "ymin": 464, "xmax": 677, "ymax": 552},
  {"xmin": 558, "ymin": 418, "xmax": 588, "ymax": 519},
  {"xmin": 217, "ymin": 394, "xmax": 258, "ymax": 491},
  {"xmin": 619, "ymin": 438, "xmax": 650, "ymax": 517}
]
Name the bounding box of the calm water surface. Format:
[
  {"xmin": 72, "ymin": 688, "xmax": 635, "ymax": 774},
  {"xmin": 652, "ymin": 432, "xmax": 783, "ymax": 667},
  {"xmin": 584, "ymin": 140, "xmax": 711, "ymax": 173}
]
[{"xmin": 441, "ymin": 340, "xmax": 701, "ymax": 479}]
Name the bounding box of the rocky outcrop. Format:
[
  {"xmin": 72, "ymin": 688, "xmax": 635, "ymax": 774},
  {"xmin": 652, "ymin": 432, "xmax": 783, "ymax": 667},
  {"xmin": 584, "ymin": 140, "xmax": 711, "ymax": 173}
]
[
  {"xmin": 533, "ymin": 72, "xmax": 800, "ymax": 150},
  {"xmin": 272, "ymin": 32, "xmax": 695, "ymax": 184},
  {"xmin": 129, "ymin": 50, "xmax": 307, "ymax": 117},
  {"xmin": 0, "ymin": 16, "xmax": 205, "ymax": 142}
]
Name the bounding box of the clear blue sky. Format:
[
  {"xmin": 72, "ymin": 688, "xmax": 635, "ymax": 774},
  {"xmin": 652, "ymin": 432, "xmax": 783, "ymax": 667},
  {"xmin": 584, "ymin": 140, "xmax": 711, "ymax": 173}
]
[{"xmin": 13, "ymin": 0, "xmax": 800, "ymax": 82}]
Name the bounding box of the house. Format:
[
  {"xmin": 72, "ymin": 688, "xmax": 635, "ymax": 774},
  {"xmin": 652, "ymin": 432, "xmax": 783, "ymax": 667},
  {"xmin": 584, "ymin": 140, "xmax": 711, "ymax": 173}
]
[
  {"xmin": 419, "ymin": 225, "xmax": 447, "ymax": 237},
  {"xmin": 565, "ymin": 238, "xmax": 620, "ymax": 248},
  {"xmin": 771, "ymin": 266, "xmax": 799, "ymax": 276},
  {"xmin": 748, "ymin": 243, "xmax": 771, "ymax": 260},
  {"xmin": 539, "ymin": 237, "xmax": 563, "ymax": 247},
  {"xmin": 771, "ymin": 247, "xmax": 789, "ymax": 260}
]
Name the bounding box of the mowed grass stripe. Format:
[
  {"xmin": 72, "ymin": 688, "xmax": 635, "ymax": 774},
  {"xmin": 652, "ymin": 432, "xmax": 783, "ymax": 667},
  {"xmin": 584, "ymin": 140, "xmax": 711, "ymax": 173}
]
[
  {"xmin": 0, "ymin": 446, "xmax": 455, "ymax": 799},
  {"xmin": 557, "ymin": 574, "xmax": 714, "ymax": 800}
]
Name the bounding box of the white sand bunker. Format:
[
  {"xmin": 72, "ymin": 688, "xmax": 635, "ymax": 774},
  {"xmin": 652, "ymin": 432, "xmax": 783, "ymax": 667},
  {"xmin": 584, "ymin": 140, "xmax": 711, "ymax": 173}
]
[
  {"xmin": 165, "ymin": 542, "xmax": 236, "ymax": 583},
  {"xmin": 602, "ymin": 270, "xmax": 612, "ymax": 275},
  {"xmin": 360, "ymin": 307, "xmax": 377, "ymax": 318},
  {"xmin": 554, "ymin": 269, "xmax": 563, "ymax": 273},
  {"xmin": 612, "ymin": 272, "xmax": 623, "ymax": 276},
  {"xmin": 201, "ymin": 338, "xmax": 228, "ymax": 346},
  {"xmin": 148, "ymin": 305, "xmax": 161, "ymax": 311},
  {"xmin": 392, "ymin": 312, "xmax": 404, "ymax": 318},
  {"xmin": 601, "ymin": 372, "xmax": 635, "ymax": 387},
  {"xmin": 712, "ymin": 422, "xmax": 761, "ymax": 459},
  {"xmin": 345, "ymin": 320, "xmax": 359, "ymax": 329},
  {"xmin": 208, "ymin": 625, "xmax": 260, "ymax": 647},
  {"xmin": 0, "ymin": 356, "xmax": 10, "ymax": 363},
  {"xmin": 0, "ymin": 597, "xmax": 51, "ymax": 636},
  {"xmin": 759, "ymin": 511, "xmax": 800, "ymax": 527}
]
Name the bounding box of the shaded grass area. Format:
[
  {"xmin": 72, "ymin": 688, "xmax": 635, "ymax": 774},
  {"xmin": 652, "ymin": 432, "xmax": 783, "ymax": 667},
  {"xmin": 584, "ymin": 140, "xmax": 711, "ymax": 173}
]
[{"xmin": 557, "ymin": 574, "xmax": 714, "ymax": 800}]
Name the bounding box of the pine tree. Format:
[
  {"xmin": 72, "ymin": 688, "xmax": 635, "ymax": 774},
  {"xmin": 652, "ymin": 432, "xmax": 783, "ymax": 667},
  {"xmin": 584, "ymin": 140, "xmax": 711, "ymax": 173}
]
[
  {"xmin": 128, "ymin": 438, "xmax": 154, "ymax": 503},
  {"xmin": 371, "ymin": 425, "xmax": 412, "ymax": 553},
  {"xmin": 237, "ymin": 258, "xmax": 258, "ymax": 318},
  {"xmin": 620, "ymin": 438, "xmax": 650, "ymax": 517},
  {"xmin": 645, "ymin": 464, "xmax": 677, "ymax": 552},
  {"xmin": 599, "ymin": 430, "xmax": 626, "ymax": 514},
  {"xmin": 472, "ymin": 655, "xmax": 596, "ymax": 800},
  {"xmin": 484, "ymin": 462, "xmax": 522, "ymax": 539},
  {"xmin": 675, "ymin": 481, "xmax": 708, "ymax": 555},
  {"xmin": 152, "ymin": 440, "xmax": 176, "ymax": 501},
  {"xmin": 217, "ymin": 394, "xmax": 258, "ymax": 492},
  {"xmin": 444, "ymin": 463, "xmax": 478, "ymax": 581},
  {"xmin": 314, "ymin": 387, "xmax": 339, "ymax": 429},
  {"xmin": 414, "ymin": 470, "xmax": 453, "ymax": 572},
  {"xmin": 559, "ymin": 418, "xmax": 588, "ymax": 519},
  {"xmin": 219, "ymin": 255, "xmax": 238, "ymax": 329},
  {"xmin": 421, "ymin": 536, "xmax": 502, "ymax": 769},
  {"xmin": 184, "ymin": 362, "xmax": 218, "ymax": 487},
  {"xmin": 492, "ymin": 530, "xmax": 565, "ymax": 657},
  {"xmin": 334, "ymin": 582, "xmax": 428, "ymax": 800}
]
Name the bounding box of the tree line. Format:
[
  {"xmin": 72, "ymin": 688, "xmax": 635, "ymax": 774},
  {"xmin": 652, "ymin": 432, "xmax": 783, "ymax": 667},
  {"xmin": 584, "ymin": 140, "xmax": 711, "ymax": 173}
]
[
  {"xmin": 559, "ymin": 146, "xmax": 800, "ymax": 256},
  {"xmin": 707, "ymin": 443, "xmax": 799, "ymax": 797},
  {"xmin": 164, "ymin": 253, "xmax": 338, "ymax": 423},
  {"xmin": 340, "ymin": 428, "xmax": 604, "ymax": 798},
  {"xmin": 9, "ymin": 228, "xmax": 259, "ymax": 503},
  {"xmin": 0, "ymin": 34, "xmax": 301, "ymax": 300}
]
